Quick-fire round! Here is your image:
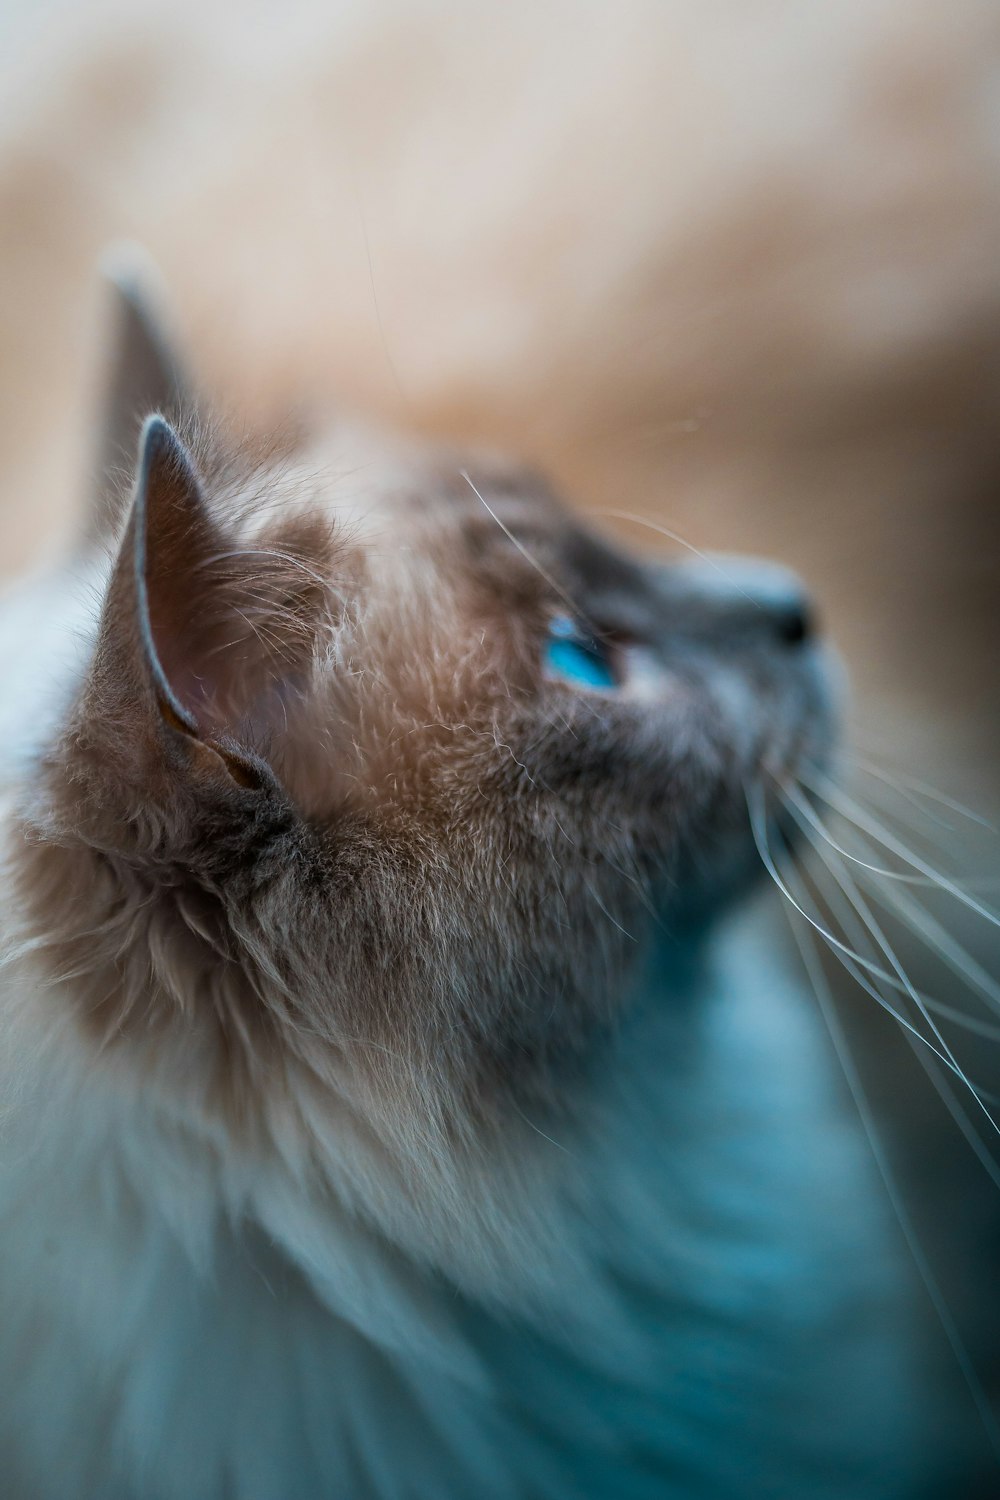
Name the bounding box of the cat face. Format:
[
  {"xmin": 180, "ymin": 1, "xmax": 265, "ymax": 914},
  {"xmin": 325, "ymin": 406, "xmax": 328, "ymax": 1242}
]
[{"xmin": 11, "ymin": 281, "xmax": 834, "ymax": 1279}]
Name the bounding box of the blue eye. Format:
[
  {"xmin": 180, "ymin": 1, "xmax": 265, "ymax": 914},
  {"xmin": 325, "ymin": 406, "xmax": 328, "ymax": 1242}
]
[{"xmin": 543, "ymin": 615, "xmax": 618, "ymax": 690}]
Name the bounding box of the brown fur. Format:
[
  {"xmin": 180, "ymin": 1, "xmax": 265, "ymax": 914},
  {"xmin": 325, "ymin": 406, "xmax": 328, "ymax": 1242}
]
[{"xmin": 9, "ymin": 400, "xmax": 826, "ymax": 1250}]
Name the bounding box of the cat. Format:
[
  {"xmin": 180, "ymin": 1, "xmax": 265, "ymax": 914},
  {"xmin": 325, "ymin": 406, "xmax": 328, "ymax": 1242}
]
[{"xmin": 0, "ymin": 269, "xmax": 963, "ymax": 1499}]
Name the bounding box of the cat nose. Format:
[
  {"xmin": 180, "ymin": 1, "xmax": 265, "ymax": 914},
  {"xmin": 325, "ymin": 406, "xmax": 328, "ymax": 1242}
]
[
  {"xmin": 666, "ymin": 557, "xmax": 818, "ymax": 647},
  {"xmin": 744, "ymin": 569, "xmax": 816, "ymax": 647},
  {"xmin": 722, "ymin": 562, "xmax": 817, "ymax": 647},
  {"xmin": 766, "ymin": 595, "xmax": 815, "ymax": 646}
]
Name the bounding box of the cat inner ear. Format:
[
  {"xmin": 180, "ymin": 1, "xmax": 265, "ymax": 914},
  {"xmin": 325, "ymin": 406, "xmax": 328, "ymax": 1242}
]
[
  {"xmin": 88, "ymin": 247, "xmax": 188, "ymax": 544},
  {"xmin": 93, "ymin": 415, "xmax": 328, "ymax": 794}
]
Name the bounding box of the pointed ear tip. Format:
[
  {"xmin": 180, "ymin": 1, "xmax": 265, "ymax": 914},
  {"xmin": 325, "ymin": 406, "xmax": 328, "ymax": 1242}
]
[
  {"xmin": 140, "ymin": 412, "xmax": 175, "ymax": 448},
  {"xmin": 138, "ymin": 412, "xmax": 176, "ymax": 468},
  {"xmin": 137, "ymin": 413, "xmax": 198, "ymax": 489},
  {"xmin": 137, "ymin": 417, "xmax": 200, "ymax": 504}
]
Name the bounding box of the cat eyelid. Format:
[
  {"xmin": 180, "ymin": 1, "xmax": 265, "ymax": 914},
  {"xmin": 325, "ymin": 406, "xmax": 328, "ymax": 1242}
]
[{"xmin": 548, "ymin": 613, "xmax": 642, "ymax": 651}]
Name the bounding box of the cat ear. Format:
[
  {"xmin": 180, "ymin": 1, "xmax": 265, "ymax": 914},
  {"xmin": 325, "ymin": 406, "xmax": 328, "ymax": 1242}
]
[
  {"xmin": 88, "ymin": 246, "xmax": 187, "ymax": 544},
  {"xmin": 88, "ymin": 415, "xmax": 322, "ymax": 797}
]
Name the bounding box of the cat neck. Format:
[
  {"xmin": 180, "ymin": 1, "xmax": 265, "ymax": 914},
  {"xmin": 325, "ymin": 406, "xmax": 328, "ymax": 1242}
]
[{"xmin": 0, "ymin": 889, "xmax": 930, "ymax": 1498}]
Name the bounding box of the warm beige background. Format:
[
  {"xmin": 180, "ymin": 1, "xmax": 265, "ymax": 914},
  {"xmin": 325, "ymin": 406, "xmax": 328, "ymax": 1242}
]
[
  {"xmin": 0, "ymin": 0, "xmax": 997, "ymax": 788},
  {"xmin": 1, "ymin": 0, "xmax": 998, "ymax": 1446}
]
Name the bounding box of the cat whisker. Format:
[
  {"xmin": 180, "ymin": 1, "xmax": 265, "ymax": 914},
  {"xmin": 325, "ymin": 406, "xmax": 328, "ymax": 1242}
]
[
  {"xmin": 845, "ymin": 753, "xmax": 998, "ymax": 835},
  {"xmin": 784, "ymin": 908, "xmax": 1000, "ymax": 1465},
  {"xmin": 799, "ymin": 767, "xmax": 1000, "ymax": 931},
  {"xmin": 776, "ymin": 807, "xmax": 1000, "ymax": 1161},
  {"xmin": 754, "ymin": 787, "xmax": 928, "ymax": 997},
  {"xmin": 779, "ymin": 837, "xmax": 1000, "ymax": 1045},
  {"xmin": 778, "ymin": 779, "xmax": 1000, "ymax": 1017},
  {"xmin": 780, "ymin": 779, "xmax": 945, "ymax": 885},
  {"xmin": 905, "ymin": 1048, "xmax": 1000, "ymax": 1190},
  {"xmin": 852, "ymin": 863, "xmax": 1000, "ymax": 1017},
  {"xmin": 746, "ymin": 781, "xmax": 994, "ymax": 1095}
]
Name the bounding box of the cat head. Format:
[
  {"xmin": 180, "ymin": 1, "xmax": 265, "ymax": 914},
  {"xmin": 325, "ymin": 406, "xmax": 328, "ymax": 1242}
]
[{"xmin": 11, "ymin": 269, "xmax": 835, "ymax": 1295}]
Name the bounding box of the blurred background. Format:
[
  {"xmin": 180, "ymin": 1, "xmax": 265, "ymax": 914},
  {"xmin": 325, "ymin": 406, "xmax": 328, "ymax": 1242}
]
[{"xmin": 0, "ymin": 0, "xmax": 997, "ymax": 1474}]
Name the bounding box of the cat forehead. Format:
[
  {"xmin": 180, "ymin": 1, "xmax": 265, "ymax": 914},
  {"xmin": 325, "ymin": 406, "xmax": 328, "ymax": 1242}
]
[
  {"xmin": 290, "ymin": 421, "xmax": 568, "ymax": 559},
  {"xmin": 184, "ymin": 416, "xmax": 642, "ymax": 667}
]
